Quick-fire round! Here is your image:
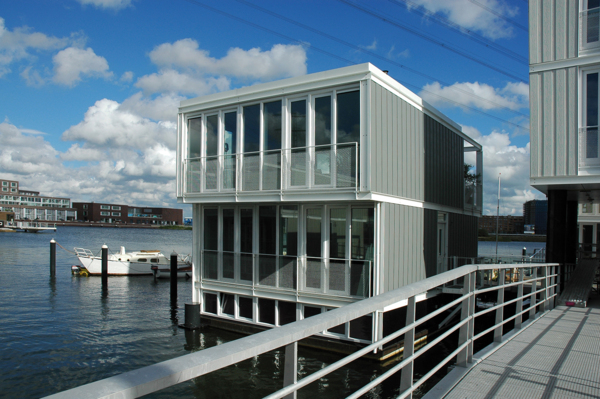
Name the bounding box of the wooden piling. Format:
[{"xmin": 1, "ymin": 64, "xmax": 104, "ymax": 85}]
[{"xmin": 50, "ymin": 239, "xmax": 56, "ymax": 277}]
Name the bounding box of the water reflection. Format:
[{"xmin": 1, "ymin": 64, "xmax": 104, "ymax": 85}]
[{"xmin": 184, "ymin": 329, "xmax": 203, "ymax": 351}]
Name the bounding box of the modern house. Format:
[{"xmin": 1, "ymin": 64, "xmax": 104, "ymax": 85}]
[
  {"xmin": 72, "ymin": 202, "xmax": 183, "ymax": 225},
  {"xmin": 176, "ymin": 63, "xmax": 482, "ymax": 344},
  {"xmin": 0, "ymin": 179, "xmax": 76, "ymax": 222},
  {"xmin": 529, "ymin": 1, "xmax": 600, "ymax": 262}
]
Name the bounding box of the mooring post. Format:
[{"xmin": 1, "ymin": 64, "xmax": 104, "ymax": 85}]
[
  {"xmin": 50, "ymin": 239, "xmax": 56, "ymax": 277},
  {"xmin": 101, "ymin": 244, "xmax": 108, "ymax": 287},
  {"xmin": 170, "ymin": 252, "xmax": 178, "ymax": 303}
]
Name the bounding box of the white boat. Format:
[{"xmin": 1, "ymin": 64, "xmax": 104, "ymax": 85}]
[{"xmin": 74, "ymin": 246, "xmax": 191, "ymax": 276}]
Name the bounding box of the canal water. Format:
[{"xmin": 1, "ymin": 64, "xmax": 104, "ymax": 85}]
[{"xmin": 0, "ymin": 227, "xmax": 545, "ymax": 398}]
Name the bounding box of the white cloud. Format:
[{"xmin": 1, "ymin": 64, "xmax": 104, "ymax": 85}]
[
  {"xmin": 408, "ymin": 0, "xmax": 519, "ymax": 40},
  {"xmin": 76, "ymin": 0, "xmax": 133, "ymax": 10},
  {"xmin": 420, "ymin": 81, "xmax": 529, "ymax": 111},
  {"xmin": 52, "ymin": 47, "xmax": 113, "ymax": 87},
  {"xmin": 0, "ymin": 121, "xmax": 61, "ymax": 174},
  {"xmin": 0, "ymin": 17, "xmax": 72, "ymax": 77},
  {"xmin": 463, "ymin": 125, "xmax": 544, "ymax": 216},
  {"xmin": 120, "ymin": 70, "xmax": 133, "ymax": 82},
  {"xmin": 135, "ymin": 69, "xmax": 230, "ymax": 96},
  {"xmin": 120, "ymin": 92, "xmax": 184, "ymax": 122}
]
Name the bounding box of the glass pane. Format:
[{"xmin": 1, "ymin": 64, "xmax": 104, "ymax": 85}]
[
  {"xmin": 278, "ymin": 301, "xmax": 296, "ymax": 325},
  {"xmin": 304, "ymin": 306, "xmax": 321, "ymax": 318},
  {"xmin": 221, "ymin": 293, "xmax": 234, "ymax": 316},
  {"xmin": 240, "ymin": 209, "xmax": 253, "ymax": 253},
  {"xmin": 306, "ymin": 208, "xmax": 322, "ymax": 257},
  {"xmin": 206, "ymin": 115, "xmax": 218, "ymax": 156},
  {"xmin": 223, "ymin": 209, "xmax": 234, "ymax": 279},
  {"xmin": 305, "ymin": 258, "xmax": 322, "ymax": 289},
  {"xmin": 204, "ymin": 208, "xmax": 218, "ymax": 250},
  {"xmin": 259, "ymin": 254, "xmax": 276, "ymax": 286},
  {"xmin": 240, "ymin": 253, "xmax": 253, "ymax": 282},
  {"xmin": 314, "ymin": 96, "xmax": 331, "ymax": 146},
  {"xmin": 258, "ymin": 298, "xmax": 275, "ymax": 325},
  {"xmin": 330, "ymin": 208, "xmax": 346, "ymax": 259},
  {"xmin": 204, "ymin": 293, "xmax": 217, "ymax": 314},
  {"xmin": 337, "ymin": 91, "xmax": 360, "ymax": 144},
  {"xmin": 239, "ymin": 296, "xmax": 253, "ymax": 319},
  {"xmin": 280, "ymin": 206, "xmax": 298, "ymax": 256},
  {"xmin": 224, "ymin": 112, "xmax": 237, "ymax": 189},
  {"xmin": 263, "ymin": 151, "xmax": 281, "ymax": 190},
  {"xmin": 329, "ymin": 259, "xmax": 346, "ymax": 292},
  {"xmin": 203, "ymin": 250, "xmax": 217, "ymax": 279},
  {"xmin": 350, "ymin": 208, "xmax": 374, "ymax": 297},
  {"xmin": 188, "ymin": 117, "xmax": 202, "ymax": 159},
  {"xmin": 315, "ymin": 147, "xmax": 331, "ymax": 185},
  {"xmin": 587, "ymin": 128, "xmax": 599, "ymax": 159},
  {"xmin": 242, "ymin": 152, "xmax": 260, "ymax": 191},
  {"xmin": 587, "ymin": 73, "xmax": 598, "ymax": 127},
  {"xmin": 243, "ymin": 104, "xmax": 260, "ymax": 153},
  {"xmin": 263, "ymin": 100, "xmax": 282, "ymax": 151},
  {"xmin": 279, "ymin": 256, "xmax": 297, "ymax": 289},
  {"xmin": 291, "ymin": 100, "xmax": 306, "ymax": 148},
  {"xmin": 259, "ymin": 206, "xmax": 276, "ymax": 255}
]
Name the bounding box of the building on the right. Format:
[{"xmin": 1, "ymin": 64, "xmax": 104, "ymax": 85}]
[
  {"xmin": 523, "ymin": 199, "xmax": 548, "ymax": 235},
  {"xmin": 529, "ymin": 1, "xmax": 600, "ymax": 262}
]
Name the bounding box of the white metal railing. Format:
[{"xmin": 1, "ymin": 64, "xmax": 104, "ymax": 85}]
[
  {"xmin": 184, "ymin": 143, "xmax": 358, "ymax": 195},
  {"xmin": 45, "ymin": 262, "xmax": 562, "ymax": 399},
  {"xmin": 580, "ymin": 7, "xmax": 600, "ymax": 51},
  {"xmin": 201, "ymin": 250, "xmax": 371, "ymax": 298},
  {"xmin": 579, "ymin": 126, "xmax": 600, "ymax": 167}
]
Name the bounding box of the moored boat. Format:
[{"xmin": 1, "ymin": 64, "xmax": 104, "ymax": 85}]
[{"xmin": 74, "ymin": 246, "xmax": 191, "ymax": 276}]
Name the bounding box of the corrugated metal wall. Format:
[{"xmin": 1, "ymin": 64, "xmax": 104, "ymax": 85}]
[
  {"xmin": 448, "ymin": 213, "xmax": 479, "ymax": 263},
  {"xmin": 424, "ymin": 115, "xmax": 464, "ymax": 208},
  {"xmin": 423, "ymin": 209, "xmax": 438, "ymax": 278},
  {"xmin": 379, "ymin": 202, "xmax": 426, "ymax": 293},
  {"xmin": 370, "ymin": 82, "xmax": 424, "ymax": 201},
  {"xmin": 529, "ymin": 0, "xmax": 578, "ymax": 65},
  {"xmin": 529, "ymin": 68, "xmax": 578, "ymax": 178}
]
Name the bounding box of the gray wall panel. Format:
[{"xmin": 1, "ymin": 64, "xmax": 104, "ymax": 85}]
[
  {"xmin": 530, "ymin": 73, "xmax": 541, "ymax": 178},
  {"xmin": 555, "ymin": 68, "xmax": 567, "ymax": 176},
  {"xmin": 530, "ymin": 0, "xmax": 578, "ymax": 64},
  {"xmin": 567, "ymin": 67, "xmax": 578, "ymax": 175},
  {"xmin": 423, "ymin": 209, "xmax": 437, "ymax": 278},
  {"xmin": 448, "ymin": 213, "xmax": 478, "ymax": 263},
  {"xmin": 542, "ymin": 71, "xmax": 555, "ymax": 176}
]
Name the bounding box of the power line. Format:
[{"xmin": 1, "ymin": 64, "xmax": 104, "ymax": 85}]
[
  {"xmin": 178, "ymin": 0, "xmax": 529, "ymax": 132},
  {"xmin": 392, "ymin": 0, "xmax": 528, "ymax": 64},
  {"xmin": 340, "ymin": 0, "xmax": 528, "ymax": 83},
  {"xmin": 234, "ymin": 0, "xmax": 529, "ymax": 121},
  {"xmin": 467, "ymin": 0, "xmax": 528, "ymax": 32}
]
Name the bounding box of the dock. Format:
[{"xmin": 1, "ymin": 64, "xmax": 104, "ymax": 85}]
[
  {"xmin": 5, "ymin": 221, "xmax": 57, "ymax": 233},
  {"xmin": 427, "ymin": 300, "xmax": 600, "ymax": 399},
  {"xmin": 556, "ymin": 258, "xmax": 600, "ymax": 307}
]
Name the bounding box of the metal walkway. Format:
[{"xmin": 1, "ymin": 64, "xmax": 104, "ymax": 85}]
[
  {"xmin": 439, "ymin": 305, "xmax": 600, "ymax": 399},
  {"xmin": 557, "ymin": 259, "xmax": 599, "ymax": 307}
]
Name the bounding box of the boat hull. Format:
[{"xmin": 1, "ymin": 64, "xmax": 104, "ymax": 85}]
[{"xmin": 77, "ymin": 256, "xmax": 163, "ymax": 276}]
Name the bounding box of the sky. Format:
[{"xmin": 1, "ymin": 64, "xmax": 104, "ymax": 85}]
[{"xmin": 0, "ymin": 0, "xmax": 537, "ymax": 218}]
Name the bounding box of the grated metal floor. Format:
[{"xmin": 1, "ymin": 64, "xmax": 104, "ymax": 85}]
[{"xmin": 444, "ymin": 306, "xmax": 600, "ymax": 399}]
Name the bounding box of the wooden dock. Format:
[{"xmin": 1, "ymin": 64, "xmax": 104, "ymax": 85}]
[{"xmin": 429, "ymin": 304, "xmax": 600, "ymax": 399}]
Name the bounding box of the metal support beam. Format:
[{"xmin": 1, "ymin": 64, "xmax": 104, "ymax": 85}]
[{"xmin": 400, "ymin": 295, "xmax": 416, "ymax": 397}]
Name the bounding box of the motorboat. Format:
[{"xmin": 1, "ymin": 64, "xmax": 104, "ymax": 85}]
[
  {"xmin": 74, "ymin": 246, "xmax": 191, "ymax": 276},
  {"xmin": 150, "ymin": 264, "xmax": 193, "ymax": 279}
]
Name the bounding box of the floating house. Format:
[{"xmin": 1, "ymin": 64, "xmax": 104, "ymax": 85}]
[{"xmin": 176, "ymin": 63, "xmax": 482, "ymax": 344}]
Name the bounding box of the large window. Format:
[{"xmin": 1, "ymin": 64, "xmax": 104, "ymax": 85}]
[
  {"xmin": 582, "ymin": 68, "xmax": 600, "ymax": 167},
  {"xmin": 188, "ymin": 117, "xmax": 202, "ymax": 159},
  {"xmin": 581, "ymin": 0, "xmax": 600, "ymax": 51}
]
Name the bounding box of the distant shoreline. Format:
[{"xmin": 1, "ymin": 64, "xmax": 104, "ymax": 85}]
[
  {"xmin": 13, "ymin": 221, "xmax": 193, "ymax": 230},
  {"xmin": 479, "ymin": 234, "xmax": 546, "ymax": 243}
]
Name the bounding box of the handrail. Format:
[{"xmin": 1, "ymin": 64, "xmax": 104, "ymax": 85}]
[{"xmin": 44, "ymin": 262, "xmax": 561, "ymax": 399}]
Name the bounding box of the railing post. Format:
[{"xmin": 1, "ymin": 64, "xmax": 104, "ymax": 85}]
[
  {"xmin": 283, "ymin": 342, "xmax": 297, "ymax": 399},
  {"xmin": 540, "ymin": 266, "xmax": 548, "ymax": 312},
  {"xmin": 400, "ymin": 295, "xmax": 416, "ymax": 397},
  {"xmin": 529, "ymin": 267, "xmax": 538, "ymax": 320},
  {"xmin": 515, "ymin": 267, "xmax": 524, "ymax": 330},
  {"xmin": 550, "ymin": 265, "xmax": 556, "ymax": 309},
  {"xmin": 457, "ymin": 272, "xmax": 474, "ymax": 367},
  {"xmin": 494, "ymin": 268, "xmax": 505, "ymax": 343}
]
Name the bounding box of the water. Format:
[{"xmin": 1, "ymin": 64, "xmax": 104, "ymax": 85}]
[{"xmin": 0, "ymin": 229, "xmax": 542, "ymax": 398}]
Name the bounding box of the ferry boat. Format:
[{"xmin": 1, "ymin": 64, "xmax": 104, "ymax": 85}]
[{"xmin": 74, "ymin": 246, "xmax": 191, "ymax": 276}]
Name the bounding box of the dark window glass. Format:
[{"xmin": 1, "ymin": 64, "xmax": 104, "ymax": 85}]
[
  {"xmin": 330, "ymin": 208, "xmax": 346, "ymax": 259},
  {"xmin": 258, "ymin": 298, "xmax": 275, "ymax": 325},
  {"xmin": 240, "ymin": 209, "xmax": 253, "ymax": 253},
  {"xmin": 259, "ymin": 206, "xmax": 277, "ymax": 255},
  {"xmin": 263, "ymin": 100, "xmax": 282, "ymax": 151},
  {"xmin": 336, "ymin": 91, "xmax": 360, "ymax": 144},
  {"xmin": 280, "ymin": 206, "xmax": 298, "ymax": 256},
  {"xmin": 278, "ymin": 301, "xmax": 296, "ymax": 325},
  {"xmin": 350, "ymin": 314, "xmax": 372, "ymax": 341},
  {"xmin": 224, "ymin": 111, "xmax": 237, "ymax": 155},
  {"xmin": 589, "ymin": 0, "xmax": 600, "ymax": 9},
  {"xmin": 314, "ymin": 96, "xmax": 331, "ymax": 146},
  {"xmin": 291, "ymin": 100, "xmax": 306, "ymax": 148},
  {"xmin": 326, "ymin": 308, "xmax": 345, "ymax": 335},
  {"xmin": 306, "ymin": 208, "xmax": 322, "ymax": 257},
  {"xmin": 243, "ymin": 104, "xmax": 260, "ymax": 153},
  {"xmin": 206, "ymin": 115, "xmax": 218, "ymax": 156},
  {"xmin": 204, "ymin": 209, "xmax": 218, "ymax": 250},
  {"xmin": 303, "ymin": 306, "xmax": 321, "ymax": 318},
  {"xmin": 204, "ymin": 293, "xmax": 217, "ymax": 314},
  {"xmin": 223, "ymin": 209, "xmax": 234, "ymax": 252},
  {"xmin": 221, "ymin": 293, "xmax": 235, "ymax": 316},
  {"xmin": 587, "ymin": 73, "xmax": 599, "ymax": 127},
  {"xmin": 239, "ymin": 296, "xmax": 253, "ymax": 319},
  {"xmin": 188, "ymin": 117, "xmax": 202, "ymax": 158}
]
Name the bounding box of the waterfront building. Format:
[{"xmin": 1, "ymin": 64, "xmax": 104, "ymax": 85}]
[
  {"xmin": 478, "ymin": 215, "xmax": 524, "ymax": 235},
  {"xmin": 0, "ymin": 179, "xmax": 76, "ymax": 222},
  {"xmin": 523, "ymin": 199, "xmax": 548, "ymax": 234},
  {"xmin": 176, "ymin": 63, "xmax": 482, "ymax": 343},
  {"xmin": 529, "ymin": 1, "xmax": 600, "ymax": 263},
  {"xmin": 72, "ymin": 202, "xmax": 183, "ymax": 225}
]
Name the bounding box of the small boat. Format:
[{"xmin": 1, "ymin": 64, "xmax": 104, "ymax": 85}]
[
  {"xmin": 74, "ymin": 246, "xmax": 191, "ymax": 276},
  {"xmin": 150, "ymin": 264, "xmax": 193, "ymax": 279}
]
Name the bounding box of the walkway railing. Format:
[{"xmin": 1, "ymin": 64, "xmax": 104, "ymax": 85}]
[
  {"xmin": 183, "ymin": 142, "xmax": 358, "ymax": 196},
  {"xmin": 44, "ymin": 262, "xmax": 560, "ymax": 399}
]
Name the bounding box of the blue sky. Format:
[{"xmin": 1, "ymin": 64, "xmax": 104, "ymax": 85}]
[{"xmin": 0, "ymin": 0, "xmax": 536, "ymax": 217}]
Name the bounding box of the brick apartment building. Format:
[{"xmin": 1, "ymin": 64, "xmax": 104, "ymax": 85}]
[
  {"xmin": 73, "ymin": 202, "xmax": 183, "ymax": 225},
  {"xmin": 478, "ymin": 215, "xmax": 524, "ymax": 235}
]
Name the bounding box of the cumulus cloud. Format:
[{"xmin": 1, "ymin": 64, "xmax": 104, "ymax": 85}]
[
  {"xmin": 0, "ymin": 17, "xmax": 72, "ymax": 77},
  {"xmin": 76, "ymin": 0, "xmax": 133, "ymax": 10},
  {"xmin": 120, "ymin": 71, "xmax": 134, "ymax": 82},
  {"xmin": 408, "ymin": 0, "xmax": 519, "ymax": 40},
  {"xmin": 463, "ymin": 125, "xmax": 544, "ymax": 216},
  {"xmin": 135, "ymin": 69, "xmax": 230, "ymax": 96},
  {"xmin": 0, "ymin": 121, "xmax": 61, "ymax": 175},
  {"xmin": 52, "ymin": 47, "xmax": 113, "ymax": 86},
  {"xmin": 420, "ymin": 81, "xmax": 529, "ymax": 111}
]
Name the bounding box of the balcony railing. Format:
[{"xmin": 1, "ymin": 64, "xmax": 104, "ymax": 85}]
[
  {"xmin": 184, "ymin": 143, "xmax": 358, "ymax": 196},
  {"xmin": 201, "ymin": 250, "xmax": 372, "ymax": 299},
  {"xmin": 579, "ymin": 126, "xmax": 600, "ymax": 168},
  {"xmin": 580, "ymin": 7, "xmax": 600, "ymax": 51},
  {"xmin": 464, "ymin": 181, "xmax": 481, "ymax": 210}
]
